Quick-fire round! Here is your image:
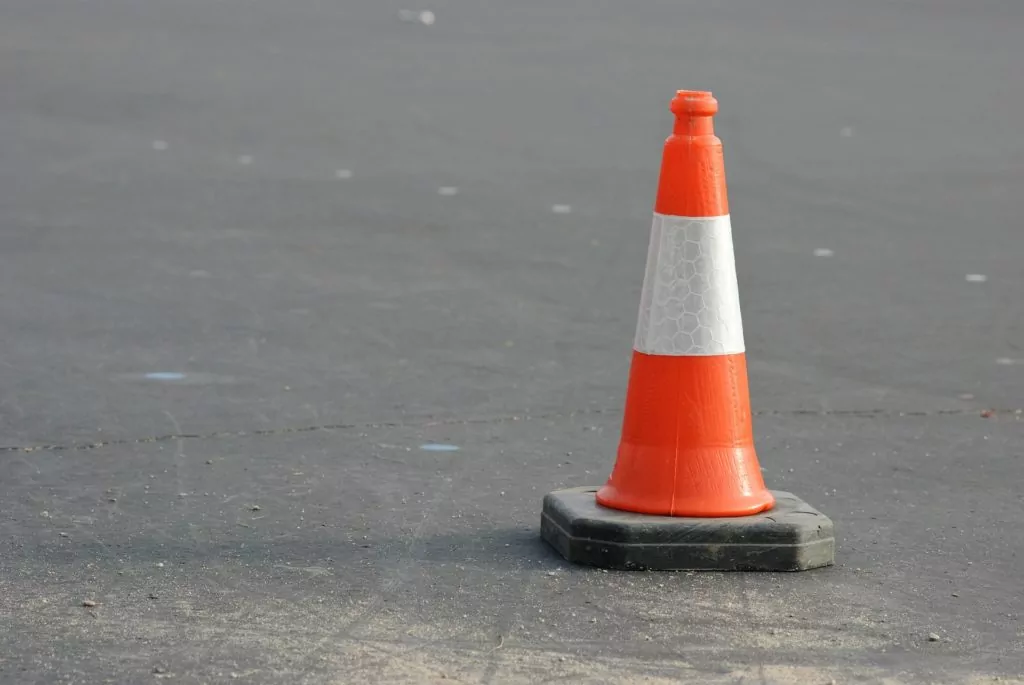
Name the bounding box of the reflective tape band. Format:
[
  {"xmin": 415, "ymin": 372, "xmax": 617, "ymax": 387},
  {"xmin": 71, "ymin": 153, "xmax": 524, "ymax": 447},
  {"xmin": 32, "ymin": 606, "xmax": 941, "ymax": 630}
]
[{"xmin": 634, "ymin": 213, "xmax": 746, "ymax": 356}]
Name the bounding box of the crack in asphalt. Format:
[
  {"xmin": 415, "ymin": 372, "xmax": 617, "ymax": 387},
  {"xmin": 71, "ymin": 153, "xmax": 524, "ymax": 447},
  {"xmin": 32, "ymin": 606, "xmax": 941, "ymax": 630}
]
[{"xmin": 0, "ymin": 406, "xmax": 1015, "ymax": 454}]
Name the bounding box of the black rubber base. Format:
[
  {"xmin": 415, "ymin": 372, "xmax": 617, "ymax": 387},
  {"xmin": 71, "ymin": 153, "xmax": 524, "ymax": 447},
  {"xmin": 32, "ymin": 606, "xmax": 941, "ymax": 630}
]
[{"xmin": 541, "ymin": 487, "xmax": 834, "ymax": 571}]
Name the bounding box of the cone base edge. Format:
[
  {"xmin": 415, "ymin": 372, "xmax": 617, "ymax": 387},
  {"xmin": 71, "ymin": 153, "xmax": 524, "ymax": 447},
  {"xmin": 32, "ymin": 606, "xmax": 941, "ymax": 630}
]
[{"xmin": 596, "ymin": 484, "xmax": 775, "ymax": 518}]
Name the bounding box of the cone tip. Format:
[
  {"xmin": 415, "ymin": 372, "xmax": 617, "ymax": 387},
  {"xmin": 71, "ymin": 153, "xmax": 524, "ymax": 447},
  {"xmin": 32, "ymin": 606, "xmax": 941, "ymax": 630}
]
[{"xmin": 670, "ymin": 90, "xmax": 718, "ymax": 117}]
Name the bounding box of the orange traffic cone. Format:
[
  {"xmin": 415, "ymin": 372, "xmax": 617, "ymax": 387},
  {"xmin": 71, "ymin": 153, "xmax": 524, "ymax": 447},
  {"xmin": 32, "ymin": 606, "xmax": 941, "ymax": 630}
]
[
  {"xmin": 541, "ymin": 90, "xmax": 834, "ymax": 571},
  {"xmin": 596, "ymin": 90, "xmax": 774, "ymax": 518}
]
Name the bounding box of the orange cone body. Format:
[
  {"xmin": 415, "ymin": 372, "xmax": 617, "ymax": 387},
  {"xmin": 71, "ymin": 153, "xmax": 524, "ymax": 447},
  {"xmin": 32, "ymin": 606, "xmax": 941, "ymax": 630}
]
[{"xmin": 596, "ymin": 91, "xmax": 775, "ymax": 518}]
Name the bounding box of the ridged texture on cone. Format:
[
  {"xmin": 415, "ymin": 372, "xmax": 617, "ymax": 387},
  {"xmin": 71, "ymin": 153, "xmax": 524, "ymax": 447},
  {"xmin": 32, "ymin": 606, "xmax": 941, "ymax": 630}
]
[{"xmin": 596, "ymin": 91, "xmax": 774, "ymax": 518}]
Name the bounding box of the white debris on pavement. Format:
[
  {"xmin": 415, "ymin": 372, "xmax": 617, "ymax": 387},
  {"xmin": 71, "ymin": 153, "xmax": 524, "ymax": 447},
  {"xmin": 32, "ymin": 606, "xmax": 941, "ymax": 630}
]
[
  {"xmin": 551, "ymin": 204, "xmax": 572, "ymax": 214},
  {"xmin": 813, "ymin": 248, "xmax": 834, "ymax": 257},
  {"xmin": 399, "ymin": 10, "xmax": 435, "ymax": 25},
  {"xmin": 965, "ymin": 274, "xmax": 988, "ymax": 282}
]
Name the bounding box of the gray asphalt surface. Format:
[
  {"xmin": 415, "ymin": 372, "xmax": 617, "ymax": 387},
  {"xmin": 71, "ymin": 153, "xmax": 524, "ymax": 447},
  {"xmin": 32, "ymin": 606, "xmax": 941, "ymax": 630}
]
[{"xmin": 1, "ymin": 0, "xmax": 1022, "ymax": 683}]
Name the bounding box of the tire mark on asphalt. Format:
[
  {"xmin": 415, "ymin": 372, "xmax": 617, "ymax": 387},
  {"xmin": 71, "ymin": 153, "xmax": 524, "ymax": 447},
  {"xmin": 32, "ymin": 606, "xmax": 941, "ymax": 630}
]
[{"xmin": 287, "ymin": 447, "xmax": 465, "ymax": 672}]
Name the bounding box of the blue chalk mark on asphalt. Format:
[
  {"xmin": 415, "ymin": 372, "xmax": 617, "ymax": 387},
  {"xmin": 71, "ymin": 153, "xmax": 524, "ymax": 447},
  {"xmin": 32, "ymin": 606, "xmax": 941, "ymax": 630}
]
[
  {"xmin": 145, "ymin": 372, "xmax": 186, "ymax": 381},
  {"xmin": 419, "ymin": 443, "xmax": 460, "ymax": 452}
]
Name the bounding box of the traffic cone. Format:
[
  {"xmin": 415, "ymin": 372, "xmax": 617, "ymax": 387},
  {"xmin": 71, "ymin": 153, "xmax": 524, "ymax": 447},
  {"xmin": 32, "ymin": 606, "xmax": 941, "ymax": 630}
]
[
  {"xmin": 596, "ymin": 89, "xmax": 773, "ymax": 518},
  {"xmin": 540, "ymin": 90, "xmax": 834, "ymax": 571}
]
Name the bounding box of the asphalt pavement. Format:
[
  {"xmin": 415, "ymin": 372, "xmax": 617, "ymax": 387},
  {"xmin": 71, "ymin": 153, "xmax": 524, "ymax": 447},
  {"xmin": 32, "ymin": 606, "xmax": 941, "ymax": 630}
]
[{"xmin": 1, "ymin": 0, "xmax": 1022, "ymax": 683}]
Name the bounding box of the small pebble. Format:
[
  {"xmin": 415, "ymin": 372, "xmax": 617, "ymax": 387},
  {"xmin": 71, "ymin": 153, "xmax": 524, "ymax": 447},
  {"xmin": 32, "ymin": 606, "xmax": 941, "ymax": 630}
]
[
  {"xmin": 251, "ymin": 505, "xmax": 261, "ymax": 511},
  {"xmin": 928, "ymin": 632, "xmax": 941, "ymax": 642},
  {"xmin": 153, "ymin": 666, "xmax": 167, "ymax": 674},
  {"xmin": 82, "ymin": 600, "xmax": 97, "ymax": 607}
]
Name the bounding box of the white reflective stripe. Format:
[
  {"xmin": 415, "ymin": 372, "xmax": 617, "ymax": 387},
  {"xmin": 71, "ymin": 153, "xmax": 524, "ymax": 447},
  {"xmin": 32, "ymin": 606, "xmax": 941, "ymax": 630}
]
[{"xmin": 633, "ymin": 213, "xmax": 746, "ymax": 356}]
